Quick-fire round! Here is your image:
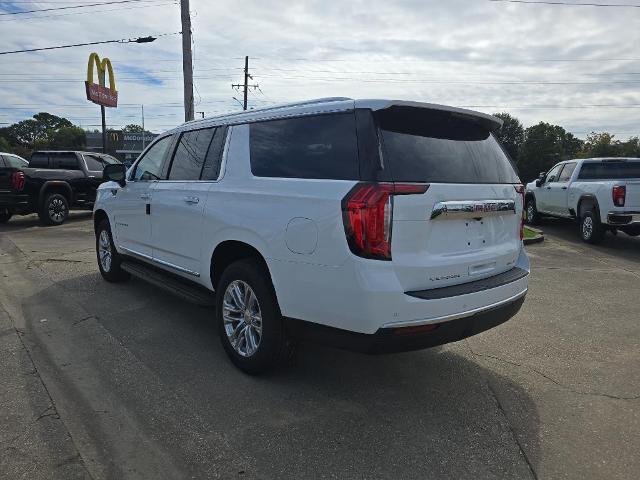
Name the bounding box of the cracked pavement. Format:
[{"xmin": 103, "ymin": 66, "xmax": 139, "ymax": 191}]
[{"xmin": 0, "ymin": 212, "xmax": 638, "ymax": 479}]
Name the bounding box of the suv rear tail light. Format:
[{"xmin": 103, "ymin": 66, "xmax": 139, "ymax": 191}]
[
  {"xmin": 342, "ymin": 183, "xmax": 428, "ymax": 260},
  {"xmin": 612, "ymin": 185, "xmax": 626, "ymax": 207},
  {"xmin": 10, "ymin": 171, "xmax": 25, "ymax": 192},
  {"xmin": 514, "ymin": 184, "xmax": 525, "ymax": 240}
]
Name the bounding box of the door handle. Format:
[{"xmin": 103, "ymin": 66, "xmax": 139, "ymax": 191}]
[
  {"xmin": 184, "ymin": 196, "xmax": 199, "ymax": 204},
  {"xmin": 140, "ymin": 193, "xmax": 151, "ymax": 200},
  {"xmin": 561, "ymin": 186, "xmax": 568, "ymax": 190},
  {"xmin": 545, "ymin": 186, "xmax": 551, "ymax": 189}
]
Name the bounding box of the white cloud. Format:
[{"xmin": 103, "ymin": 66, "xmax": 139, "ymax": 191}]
[{"xmin": 1, "ymin": 0, "xmax": 639, "ymax": 138}]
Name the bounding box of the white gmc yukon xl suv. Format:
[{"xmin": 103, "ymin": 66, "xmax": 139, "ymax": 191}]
[
  {"xmin": 525, "ymin": 158, "xmax": 640, "ymax": 243},
  {"xmin": 94, "ymin": 98, "xmax": 529, "ymax": 373}
]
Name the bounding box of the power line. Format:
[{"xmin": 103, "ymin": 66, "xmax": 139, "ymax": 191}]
[
  {"xmin": 488, "ymin": 0, "xmax": 640, "ymax": 7},
  {"xmin": 0, "ymin": 32, "xmax": 178, "ymax": 55},
  {"xmin": 0, "ymin": 0, "xmax": 158, "ymax": 16},
  {"xmin": 0, "ymin": 1, "xmax": 175, "ymax": 21}
]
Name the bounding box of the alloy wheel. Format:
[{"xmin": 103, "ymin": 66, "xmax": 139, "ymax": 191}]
[
  {"xmin": 582, "ymin": 216, "xmax": 593, "ymax": 240},
  {"xmin": 48, "ymin": 198, "xmax": 67, "ymax": 222},
  {"xmin": 527, "ymin": 203, "xmax": 535, "ymax": 222},
  {"xmin": 222, "ymin": 280, "xmax": 263, "ymax": 357},
  {"xmin": 98, "ymin": 230, "xmax": 112, "ymax": 272}
]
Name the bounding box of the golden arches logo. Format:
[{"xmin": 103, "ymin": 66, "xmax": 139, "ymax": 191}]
[
  {"xmin": 87, "ymin": 53, "xmax": 116, "ymax": 91},
  {"xmin": 85, "ymin": 52, "xmax": 118, "ymax": 107}
]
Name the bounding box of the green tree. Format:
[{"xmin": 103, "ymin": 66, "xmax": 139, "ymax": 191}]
[
  {"xmin": 621, "ymin": 137, "xmax": 640, "ymax": 157},
  {"xmin": 122, "ymin": 124, "xmax": 144, "ymax": 133},
  {"xmin": 3, "ymin": 112, "xmax": 74, "ymax": 148},
  {"xmin": 579, "ymin": 132, "xmax": 622, "ymax": 158},
  {"xmin": 518, "ymin": 122, "xmax": 583, "ymax": 181},
  {"xmin": 0, "ymin": 136, "xmax": 10, "ymax": 152},
  {"xmin": 50, "ymin": 126, "xmax": 86, "ymax": 149},
  {"xmin": 492, "ymin": 112, "xmax": 524, "ymax": 161}
]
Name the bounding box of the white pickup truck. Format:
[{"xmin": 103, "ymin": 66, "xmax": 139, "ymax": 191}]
[{"xmin": 525, "ymin": 157, "xmax": 640, "ymax": 243}]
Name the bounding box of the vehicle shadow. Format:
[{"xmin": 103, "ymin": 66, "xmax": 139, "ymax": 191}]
[
  {"xmin": 536, "ymin": 217, "xmax": 640, "ymax": 263},
  {"xmin": 0, "ymin": 211, "xmax": 93, "ymax": 233},
  {"xmin": 48, "ymin": 272, "xmax": 541, "ymax": 479}
]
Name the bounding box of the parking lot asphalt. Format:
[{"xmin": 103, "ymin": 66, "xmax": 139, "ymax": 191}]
[{"xmin": 1, "ymin": 213, "xmax": 638, "ymax": 480}]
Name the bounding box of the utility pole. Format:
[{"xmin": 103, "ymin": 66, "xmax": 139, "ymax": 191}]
[
  {"xmin": 101, "ymin": 105, "xmax": 106, "ymax": 153},
  {"xmin": 180, "ymin": 0, "xmax": 194, "ymax": 121},
  {"xmin": 141, "ymin": 104, "xmax": 146, "ymax": 150},
  {"xmin": 243, "ymin": 55, "xmax": 249, "ymax": 110},
  {"xmin": 232, "ymin": 56, "xmax": 259, "ymax": 111}
]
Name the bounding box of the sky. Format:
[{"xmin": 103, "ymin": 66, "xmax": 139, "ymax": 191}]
[{"xmin": 1, "ymin": 0, "xmax": 639, "ymax": 139}]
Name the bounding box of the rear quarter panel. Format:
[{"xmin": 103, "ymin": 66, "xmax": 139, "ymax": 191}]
[{"xmin": 199, "ymin": 124, "xmax": 356, "ymax": 293}]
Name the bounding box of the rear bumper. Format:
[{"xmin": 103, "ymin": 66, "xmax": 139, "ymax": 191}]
[
  {"xmin": 285, "ymin": 291, "xmax": 526, "ymax": 354},
  {"xmin": 270, "ymin": 246, "xmax": 530, "ymax": 335},
  {"xmin": 607, "ymin": 211, "xmax": 640, "ymax": 226},
  {"xmin": 0, "ymin": 193, "xmax": 30, "ymax": 212}
]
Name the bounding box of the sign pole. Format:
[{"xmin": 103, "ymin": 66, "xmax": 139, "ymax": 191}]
[{"xmin": 101, "ymin": 105, "xmax": 107, "ymax": 153}]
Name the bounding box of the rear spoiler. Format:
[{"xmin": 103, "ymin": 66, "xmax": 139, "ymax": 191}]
[{"xmin": 356, "ymin": 99, "xmax": 503, "ymax": 132}]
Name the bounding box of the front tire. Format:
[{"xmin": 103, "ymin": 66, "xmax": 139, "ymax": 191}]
[
  {"xmin": 0, "ymin": 208, "xmax": 12, "ymax": 224},
  {"xmin": 39, "ymin": 193, "xmax": 69, "ymax": 226},
  {"xmin": 525, "ymin": 198, "xmax": 540, "ymax": 225},
  {"xmin": 96, "ymin": 220, "xmax": 130, "ymax": 282},
  {"xmin": 580, "ymin": 210, "xmax": 606, "ymax": 244},
  {"xmin": 216, "ymin": 258, "xmax": 288, "ymax": 374}
]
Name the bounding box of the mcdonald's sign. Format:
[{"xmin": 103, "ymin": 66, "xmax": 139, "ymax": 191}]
[{"xmin": 85, "ymin": 52, "xmax": 118, "ymax": 108}]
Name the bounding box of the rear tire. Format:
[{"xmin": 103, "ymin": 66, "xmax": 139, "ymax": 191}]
[
  {"xmin": 216, "ymin": 258, "xmax": 289, "ymax": 374},
  {"xmin": 525, "ymin": 198, "xmax": 540, "ymax": 225},
  {"xmin": 0, "ymin": 209, "xmax": 12, "ymax": 224},
  {"xmin": 96, "ymin": 219, "xmax": 130, "ymax": 282},
  {"xmin": 39, "ymin": 193, "xmax": 69, "ymax": 226},
  {"xmin": 580, "ymin": 210, "xmax": 606, "ymax": 244}
]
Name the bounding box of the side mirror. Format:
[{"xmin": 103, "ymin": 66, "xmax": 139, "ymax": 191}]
[
  {"xmin": 103, "ymin": 163, "xmax": 126, "ymax": 187},
  {"xmin": 535, "ymin": 179, "xmax": 542, "ymax": 187}
]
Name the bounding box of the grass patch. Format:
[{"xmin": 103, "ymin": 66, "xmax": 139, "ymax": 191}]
[{"xmin": 523, "ymin": 227, "xmax": 539, "ymax": 240}]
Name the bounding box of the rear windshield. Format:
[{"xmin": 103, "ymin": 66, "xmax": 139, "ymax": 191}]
[
  {"xmin": 578, "ymin": 161, "xmax": 640, "ymax": 180},
  {"xmin": 375, "ymin": 107, "xmax": 520, "ymax": 184}
]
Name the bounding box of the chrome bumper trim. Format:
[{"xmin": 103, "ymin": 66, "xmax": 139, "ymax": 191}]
[{"xmin": 381, "ymin": 287, "xmax": 528, "ymax": 329}]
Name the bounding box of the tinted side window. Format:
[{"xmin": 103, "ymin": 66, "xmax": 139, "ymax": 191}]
[
  {"xmin": 201, "ymin": 127, "xmax": 228, "ymax": 180},
  {"xmin": 0, "ymin": 156, "xmax": 6, "ymax": 167},
  {"xmin": 133, "ymin": 136, "xmax": 173, "ymax": 181},
  {"xmin": 29, "ymin": 153, "xmax": 49, "ymax": 168},
  {"xmin": 250, "ymin": 113, "xmax": 359, "ymax": 180},
  {"xmin": 168, "ymin": 128, "xmax": 216, "ymax": 180},
  {"xmin": 84, "ymin": 155, "xmax": 104, "ymax": 171},
  {"xmin": 558, "ymin": 162, "xmax": 576, "ymax": 182},
  {"xmin": 50, "ymin": 153, "xmax": 80, "ymax": 170}
]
